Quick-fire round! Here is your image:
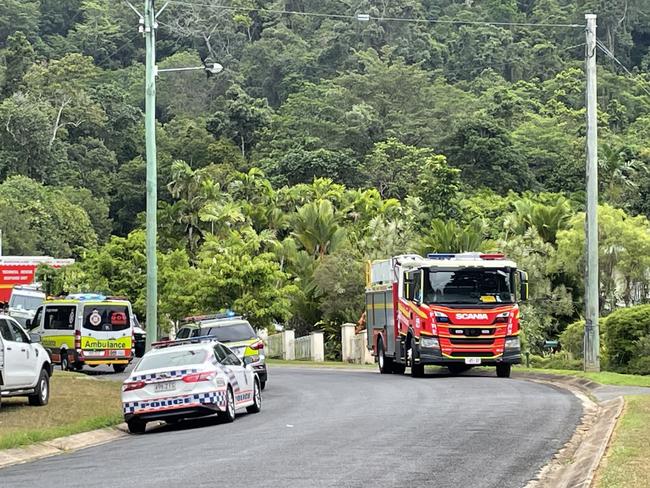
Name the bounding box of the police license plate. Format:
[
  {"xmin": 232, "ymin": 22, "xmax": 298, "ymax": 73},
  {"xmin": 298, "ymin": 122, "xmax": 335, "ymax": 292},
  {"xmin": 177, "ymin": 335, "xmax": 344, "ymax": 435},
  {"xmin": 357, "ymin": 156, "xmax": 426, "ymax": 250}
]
[
  {"xmin": 154, "ymin": 382, "xmax": 176, "ymax": 393},
  {"xmin": 465, "ymin": 358, "xmax": 482, "ymax": 365}
]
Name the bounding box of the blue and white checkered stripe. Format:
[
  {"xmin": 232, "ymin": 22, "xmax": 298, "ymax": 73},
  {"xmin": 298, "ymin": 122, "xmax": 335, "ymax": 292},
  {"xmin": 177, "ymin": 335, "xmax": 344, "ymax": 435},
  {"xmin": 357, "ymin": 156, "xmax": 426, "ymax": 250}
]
[
  {"xmin": 130, "ymin": 369, "xmax": 199, "ymax": 382},
  {"xmin": 123, "ymin": 390, "xmax": 226, "ymax": 415},
  {"xmin": 222, "ymin": 367, "xmax": 240, "ymax": 392}
]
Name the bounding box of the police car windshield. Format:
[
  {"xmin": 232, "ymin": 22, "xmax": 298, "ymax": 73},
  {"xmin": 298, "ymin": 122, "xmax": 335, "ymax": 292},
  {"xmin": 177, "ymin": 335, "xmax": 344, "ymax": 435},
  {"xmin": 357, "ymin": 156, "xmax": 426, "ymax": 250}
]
[
  {"xmin": 424, "ymin": 268, "xmax": 514, "ymax": 305},
  {"xmin": 201, "ymin": 322, "xmax": 256, "ymax": 342},
  {"xmin": 137, "ymin": 349, "xmax": 208, "ymax": 371}
]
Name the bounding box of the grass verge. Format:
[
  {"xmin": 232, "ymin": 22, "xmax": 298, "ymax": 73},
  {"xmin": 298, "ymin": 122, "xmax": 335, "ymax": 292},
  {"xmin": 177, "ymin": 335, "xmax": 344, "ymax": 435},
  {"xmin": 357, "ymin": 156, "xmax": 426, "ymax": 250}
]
[
  {"xmin": 268, "ymin": 359, "xmax": 376, "ymax": 369},
  {"xmin": 515, "ymin": 367, "xmax": 650, "ymax": 388},
  {"xmin": 596, "ymin": 396, "xmax": 650, "ymax": 488},
  {"xmin": 0, "ymin": 372, "xmax": 123, "ymax": 450}
]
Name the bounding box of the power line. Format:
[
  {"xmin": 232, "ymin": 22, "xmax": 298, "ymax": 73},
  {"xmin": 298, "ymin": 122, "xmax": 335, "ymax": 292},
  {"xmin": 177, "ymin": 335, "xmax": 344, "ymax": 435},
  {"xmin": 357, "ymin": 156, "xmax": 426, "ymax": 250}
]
[
  {"xmin": 164, "ymin": 0, "xmax": 583, "ymax": 29},
  {"xmin": 595, "ymin": 39, "xmax": 650, "ymax": 98}
]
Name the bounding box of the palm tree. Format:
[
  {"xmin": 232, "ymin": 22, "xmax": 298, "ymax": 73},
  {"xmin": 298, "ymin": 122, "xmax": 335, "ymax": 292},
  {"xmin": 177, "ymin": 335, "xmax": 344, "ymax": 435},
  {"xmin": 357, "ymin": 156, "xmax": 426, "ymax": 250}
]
[
  {"xmin": 417, "ymin": 219, "xmax": 487, "ymax": 255},
  {"xmin": 292, "ymin": 200, "xmax": 347, "ymax": 259}
]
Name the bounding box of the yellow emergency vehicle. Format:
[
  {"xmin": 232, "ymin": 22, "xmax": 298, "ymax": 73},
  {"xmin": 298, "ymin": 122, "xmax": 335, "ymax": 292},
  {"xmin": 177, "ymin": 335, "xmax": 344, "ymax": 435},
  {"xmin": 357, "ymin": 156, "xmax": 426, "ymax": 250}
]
[{"xmin": 28, "ymin": 294, "xmax": 135, "ymax": 373}]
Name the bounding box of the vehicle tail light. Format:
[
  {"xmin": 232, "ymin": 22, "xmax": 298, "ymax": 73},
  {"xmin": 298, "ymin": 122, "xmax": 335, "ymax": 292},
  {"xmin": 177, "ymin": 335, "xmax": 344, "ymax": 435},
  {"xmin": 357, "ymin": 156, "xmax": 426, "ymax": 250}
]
[
  {"xmin": 250, "ymin": 341, "xmax": 264, "ymax": 350},
  {"xmin": 123, "ymin": 380, "xmax": 146, "ymax": 392},
  {"xmin": 182, "ymin": 372, "xmax": 216, "ymax": 383},
  {"xmin": 74, "ymin": 329, "xmax": 81, "ymax": 351}
]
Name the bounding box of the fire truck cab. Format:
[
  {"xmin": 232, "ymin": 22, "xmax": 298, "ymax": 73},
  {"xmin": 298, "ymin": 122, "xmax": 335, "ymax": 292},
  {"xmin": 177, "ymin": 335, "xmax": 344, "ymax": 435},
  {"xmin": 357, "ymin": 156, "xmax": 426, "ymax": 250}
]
[{"xmin": 365, "ymin": 253, "xmax": 528, "ymax": 378}]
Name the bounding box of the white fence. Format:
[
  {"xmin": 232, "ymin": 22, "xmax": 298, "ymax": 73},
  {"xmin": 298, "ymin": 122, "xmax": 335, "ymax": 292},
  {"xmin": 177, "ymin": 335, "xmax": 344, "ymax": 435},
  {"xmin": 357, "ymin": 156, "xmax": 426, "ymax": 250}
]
[
  {"xmin": 265, "ymin": 330, "xmax": 324, "ymax": 362},
  {"xmin": 341, "ymin": 323, "xmax": 374, "ymax": 365},
  {"xmin": 294, "ymin": 335, "xmax": 312, "ymax": 360}
]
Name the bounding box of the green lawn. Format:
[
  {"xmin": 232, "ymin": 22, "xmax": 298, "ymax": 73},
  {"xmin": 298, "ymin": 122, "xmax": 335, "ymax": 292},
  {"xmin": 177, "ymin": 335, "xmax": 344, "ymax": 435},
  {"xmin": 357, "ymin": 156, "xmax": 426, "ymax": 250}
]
[
  {"xmin": 0, "ymin": 373, "xmax": 123, "ymax": 450},
  {"xmin": 516, "ymin": 367, "xmax": 650, "ymax": 388},
  {"xmin": 596, "ymin": 396, "xmax": 650, "ymax": 488}
]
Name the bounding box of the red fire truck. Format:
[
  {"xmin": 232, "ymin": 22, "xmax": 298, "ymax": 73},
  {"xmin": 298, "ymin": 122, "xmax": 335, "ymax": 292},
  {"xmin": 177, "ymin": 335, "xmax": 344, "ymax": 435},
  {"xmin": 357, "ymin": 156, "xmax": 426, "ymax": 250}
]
[
  {"xmin": 0, "ymin": 256, "xmax": 74, "ymax": 304},
  {"xmin": 365, "ymin": 253, "xmax": 528, "ymax": 378}
]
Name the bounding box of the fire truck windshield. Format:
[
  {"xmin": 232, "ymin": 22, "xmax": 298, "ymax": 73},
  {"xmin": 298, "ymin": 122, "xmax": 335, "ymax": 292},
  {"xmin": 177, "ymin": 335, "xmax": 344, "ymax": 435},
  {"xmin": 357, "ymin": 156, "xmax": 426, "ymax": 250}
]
[{"xmin": 424, "ymin": 267, "xmax": 515, "ymax": 305}]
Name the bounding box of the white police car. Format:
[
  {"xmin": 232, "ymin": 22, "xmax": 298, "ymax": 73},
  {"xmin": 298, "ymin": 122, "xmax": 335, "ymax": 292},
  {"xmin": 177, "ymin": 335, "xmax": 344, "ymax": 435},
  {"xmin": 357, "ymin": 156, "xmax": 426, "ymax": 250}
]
[{"xmin": 121, "ymin": 338, "xmax": 262, "ymax": 434}]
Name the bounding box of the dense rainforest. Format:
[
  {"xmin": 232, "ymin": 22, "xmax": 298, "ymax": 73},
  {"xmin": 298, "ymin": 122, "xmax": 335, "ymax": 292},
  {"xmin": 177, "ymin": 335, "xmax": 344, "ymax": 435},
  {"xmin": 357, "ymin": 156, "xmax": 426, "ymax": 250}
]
[{"xmin": 1, "ymin": 1, "xmax": 650, "ymax": 365}]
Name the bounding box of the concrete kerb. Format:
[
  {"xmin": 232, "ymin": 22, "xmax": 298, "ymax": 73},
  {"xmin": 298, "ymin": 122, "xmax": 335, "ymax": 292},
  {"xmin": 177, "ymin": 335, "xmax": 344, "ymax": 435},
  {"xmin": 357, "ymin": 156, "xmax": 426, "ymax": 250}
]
[
  {"xmin": 519, "ymin": 373, "xmax": 625, "ymax": 488},
  {"xmin": 0, "ymin": 424, "xmax": 129, "ymax": 470}
]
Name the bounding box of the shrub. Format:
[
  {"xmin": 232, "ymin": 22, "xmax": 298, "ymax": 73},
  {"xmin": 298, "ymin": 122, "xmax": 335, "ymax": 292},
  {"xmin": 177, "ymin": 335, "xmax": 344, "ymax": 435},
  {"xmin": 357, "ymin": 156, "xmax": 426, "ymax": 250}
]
[
  {"xmin": 605, "ymin": 304, "xmax": 650, "ymax": 373},
  {"xmin": 529, "ymin": 351, "xmax": 582, "ymax": 371},
  {"xmin": 559, "ymin": 319, "xmax": 607, "ymax": 363}
]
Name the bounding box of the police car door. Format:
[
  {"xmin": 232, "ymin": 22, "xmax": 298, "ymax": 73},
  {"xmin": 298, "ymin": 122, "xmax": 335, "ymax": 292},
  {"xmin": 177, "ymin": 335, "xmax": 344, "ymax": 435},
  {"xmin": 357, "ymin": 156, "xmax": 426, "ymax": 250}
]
[{"xmin": 219, "ymin": 343, "xmax": 251, "ymax": 404}]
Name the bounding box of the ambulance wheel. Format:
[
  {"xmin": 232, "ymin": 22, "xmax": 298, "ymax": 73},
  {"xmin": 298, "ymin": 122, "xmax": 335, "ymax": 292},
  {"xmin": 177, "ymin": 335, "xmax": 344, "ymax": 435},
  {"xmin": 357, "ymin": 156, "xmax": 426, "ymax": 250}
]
[
  {"xmin": 247, "ymin": 378, "xmax": 262, "ymax": 414},
  {"xmin": 113, "ymin": 364, "xmax": 127, "ymax": 373},
  {"xmin": 378, "ymin": 338, "xmax": 393, "ymax": 374},
  {"xmin": 496, "ymin": 363, "xmax": 512, "ymax": 378},
  {"xmin": 28, "ymin": 369, "xmax": 50, "ymax": 406},
  {"xmin": 410, "ymin": 338, "xmax": 425, "ymax": 378},
  {"xmin": 127, "ymin": 418, "xmax": 147, "ymax": 434},
  {"xmin": 60, "ymin": 350, "xmax": 70, "ymax": 371},
  {"xmin": 221, "ymin": 387, "xmax": 236, "ymax": 423},
  {"xmin": 74, "ymin": 363, "xmax": 84, "ymax": 371}
]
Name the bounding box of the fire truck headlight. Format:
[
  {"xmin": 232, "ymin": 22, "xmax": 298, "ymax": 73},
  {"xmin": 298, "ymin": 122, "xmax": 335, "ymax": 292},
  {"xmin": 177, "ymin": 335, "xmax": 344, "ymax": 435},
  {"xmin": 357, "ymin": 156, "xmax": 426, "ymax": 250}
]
[
  {"xmin": 505, "ymin": 337, "xmax": 520, "ymax": 350},
  {"xmin": 420, "ymin": 337, "xmax": 440, "ymax": 349}
]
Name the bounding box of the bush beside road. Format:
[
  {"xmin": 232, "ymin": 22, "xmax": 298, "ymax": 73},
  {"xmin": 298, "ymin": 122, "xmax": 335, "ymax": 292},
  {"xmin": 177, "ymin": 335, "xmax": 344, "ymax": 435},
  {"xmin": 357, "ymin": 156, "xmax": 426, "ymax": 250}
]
[{"xmin": 0, "ymin": 372, "xmax": 122, "ymax": 450}]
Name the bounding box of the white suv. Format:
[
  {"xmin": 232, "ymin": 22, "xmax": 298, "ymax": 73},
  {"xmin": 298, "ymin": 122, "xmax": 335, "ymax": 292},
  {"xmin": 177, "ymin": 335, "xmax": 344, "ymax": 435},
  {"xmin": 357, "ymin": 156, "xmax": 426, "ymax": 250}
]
[{"xmin": 0, "ymin": 314, "xmax": 52, "ymax": 408}]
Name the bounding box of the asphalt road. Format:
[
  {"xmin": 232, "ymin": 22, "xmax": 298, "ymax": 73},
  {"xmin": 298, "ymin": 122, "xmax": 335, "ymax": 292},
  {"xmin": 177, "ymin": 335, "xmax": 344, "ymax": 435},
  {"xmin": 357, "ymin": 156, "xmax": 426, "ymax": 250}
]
[{"xmin": 0, "ymin": 367, "xmax": 582, "ymax": 488}]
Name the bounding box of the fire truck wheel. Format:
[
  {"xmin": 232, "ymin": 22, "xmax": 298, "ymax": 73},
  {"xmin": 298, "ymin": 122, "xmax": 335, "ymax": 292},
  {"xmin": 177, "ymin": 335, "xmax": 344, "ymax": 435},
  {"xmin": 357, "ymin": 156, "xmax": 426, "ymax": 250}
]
[
  {"xmin": 410, "ymin": 339, "xmax": 425, "ymax": 378},
  {"xmin": 496, "ymin": 363, "xmax": 512, "ymax": 378},
  {"xmin": 377, "ymin": 339, "xmax": 393, "ymax": 374}
]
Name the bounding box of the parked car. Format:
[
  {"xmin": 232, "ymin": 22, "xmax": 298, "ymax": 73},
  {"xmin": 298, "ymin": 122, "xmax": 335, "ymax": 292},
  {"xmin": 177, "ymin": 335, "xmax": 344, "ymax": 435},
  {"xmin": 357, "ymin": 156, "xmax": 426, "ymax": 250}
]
[
  {"xmin": 132, "ymin": 315, "xmax": 146, "ymax": 358},
  {"xmin": 121, "ymin": 337, "xmax": 262, "ymax": 434},
  {"xmin": 0, "ymin": 314, "xmax": 52, "ymax": 408},
  {"xmin": 177, "ymin": 315, "xmax": 267, "ymax": 389},
  {"xmin": 7, "ymin": 285, "xmax": 45, "ymax": 329}
]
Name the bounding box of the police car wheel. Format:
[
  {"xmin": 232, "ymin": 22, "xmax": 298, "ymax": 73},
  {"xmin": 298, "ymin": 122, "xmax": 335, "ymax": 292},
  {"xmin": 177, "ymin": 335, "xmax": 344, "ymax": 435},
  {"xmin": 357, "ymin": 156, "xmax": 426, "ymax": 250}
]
[
  {"xmin": 221, "ymin": 387, "xmax": 236, "ymax": 423},
  {"xmin": 28, "ymin": 369, "xmax": 50, "ymax": 406},
  {"xmin": 260, "ymin": 380, "xmax": 266, "ymax": 390},
  {"xmin": 247, "ymin": 379, "xmax": 262, "ymax": 414},
  {"xmin": 127, "ymin": 418, "xmax": 147, "ymax": 434}
]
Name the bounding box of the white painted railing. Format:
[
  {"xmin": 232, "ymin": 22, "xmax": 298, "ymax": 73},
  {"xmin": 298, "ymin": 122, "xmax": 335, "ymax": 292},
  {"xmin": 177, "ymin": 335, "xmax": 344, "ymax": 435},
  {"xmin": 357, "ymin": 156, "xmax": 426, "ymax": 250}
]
[{"xmin": 294, "ymin": 335, "xmax": 312, "ymax": 360}]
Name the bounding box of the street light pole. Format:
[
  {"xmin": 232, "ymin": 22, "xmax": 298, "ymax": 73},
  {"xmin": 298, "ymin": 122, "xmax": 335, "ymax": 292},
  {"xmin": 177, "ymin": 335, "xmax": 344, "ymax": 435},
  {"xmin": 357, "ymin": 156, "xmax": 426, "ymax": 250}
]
[
  {"xmin": 144, "ymin": 0, "xmax": 158, "ymax": 350},
  {"xmin": 584, "ymin": 13, "xmax": 600, "ymax": 372}
]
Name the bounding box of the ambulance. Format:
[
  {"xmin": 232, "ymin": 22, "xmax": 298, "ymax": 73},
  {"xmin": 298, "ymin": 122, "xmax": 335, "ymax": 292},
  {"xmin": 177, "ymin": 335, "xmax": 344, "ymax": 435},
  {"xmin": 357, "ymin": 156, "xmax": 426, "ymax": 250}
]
[{"xmin": 28, "ymin": 294, "xmax": 135, "ymax": 373}]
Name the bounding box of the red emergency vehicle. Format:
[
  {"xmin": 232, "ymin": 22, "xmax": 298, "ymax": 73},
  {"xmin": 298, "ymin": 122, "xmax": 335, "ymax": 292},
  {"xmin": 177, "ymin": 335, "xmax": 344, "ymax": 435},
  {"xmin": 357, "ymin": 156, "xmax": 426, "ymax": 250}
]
[
  {"xmin": 365, "ymin": 253, "xmax": 528, "ymax": 378},
  {"xmin": 0, "ymin": 256, "xmax": 74, "ymax": 304}
]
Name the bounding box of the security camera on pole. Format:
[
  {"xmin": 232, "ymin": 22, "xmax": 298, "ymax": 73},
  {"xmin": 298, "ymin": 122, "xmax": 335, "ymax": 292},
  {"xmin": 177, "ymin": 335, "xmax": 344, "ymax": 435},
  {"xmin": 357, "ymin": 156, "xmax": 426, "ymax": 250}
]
[{"xmin": 126, "ymin": 0, "xmax": 223, "ymax": 352}]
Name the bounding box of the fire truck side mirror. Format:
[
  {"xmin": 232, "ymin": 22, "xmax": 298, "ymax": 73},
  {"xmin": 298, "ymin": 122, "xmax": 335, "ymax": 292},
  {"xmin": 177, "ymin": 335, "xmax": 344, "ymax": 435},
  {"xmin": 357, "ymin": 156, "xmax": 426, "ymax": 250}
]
[{"xmin": 518, "ymin": 270, "xmax": 529, "ymax": 302}]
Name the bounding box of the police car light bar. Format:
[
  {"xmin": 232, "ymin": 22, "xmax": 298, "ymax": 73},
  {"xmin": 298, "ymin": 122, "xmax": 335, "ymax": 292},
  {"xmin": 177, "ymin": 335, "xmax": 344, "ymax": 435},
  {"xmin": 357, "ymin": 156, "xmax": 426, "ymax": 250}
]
[{"xmin": 152, "ymin": 335, "xmax": 219, "ymax": 349}]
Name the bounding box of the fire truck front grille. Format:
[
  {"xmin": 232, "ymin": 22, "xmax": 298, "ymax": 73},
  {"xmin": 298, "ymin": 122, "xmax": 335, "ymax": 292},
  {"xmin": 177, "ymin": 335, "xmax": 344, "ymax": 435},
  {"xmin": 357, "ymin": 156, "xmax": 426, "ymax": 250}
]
[
  {"xmin": 449, "ymin": 351, "xmax": 493, "ymax": 358},
  {"xmin": 449, "ymin": 338, "xmax": 494, "ymax": 346}
]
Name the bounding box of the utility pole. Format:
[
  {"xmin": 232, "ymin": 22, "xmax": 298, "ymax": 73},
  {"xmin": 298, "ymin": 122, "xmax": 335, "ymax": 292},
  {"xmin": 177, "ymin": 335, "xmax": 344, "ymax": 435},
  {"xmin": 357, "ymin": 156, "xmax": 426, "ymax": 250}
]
[
  {"xmin": 144, "ymin": 0, "xmax": 158, "ymax": 350},
  {"xmin": 584, "ymin": 14, "xmax": 600, "ymax": 372}
]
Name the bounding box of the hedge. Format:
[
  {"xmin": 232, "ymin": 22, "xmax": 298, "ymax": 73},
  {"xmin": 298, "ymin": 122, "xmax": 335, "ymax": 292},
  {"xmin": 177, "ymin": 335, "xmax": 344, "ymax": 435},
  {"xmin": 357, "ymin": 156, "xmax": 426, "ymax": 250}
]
[{"xmin": 605, "ymin": 304, "xmax": 650, "ymax": 374}]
